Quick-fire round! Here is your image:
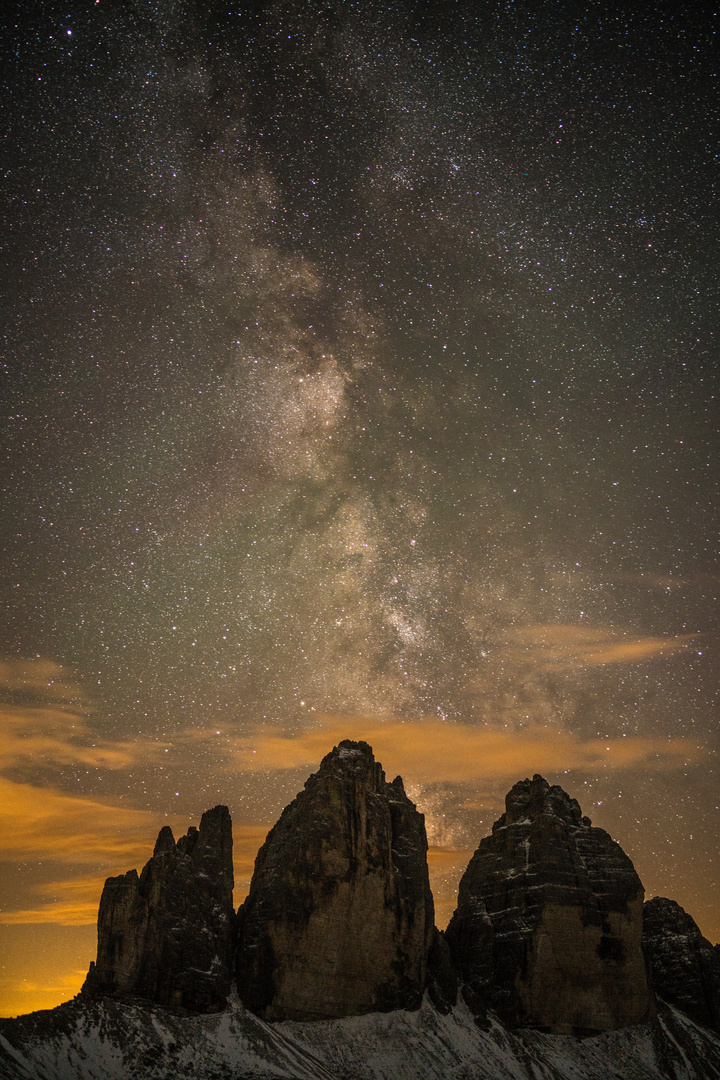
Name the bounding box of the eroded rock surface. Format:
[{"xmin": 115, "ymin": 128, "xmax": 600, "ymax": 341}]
[
  {"xmin": 83, "ymin": 805, "xmax": 234, "ymax": 1013},
  {"xmin": 235, "ymin": 740, "xmax": 435, "ymax": 1020},
  {"xmin": 643, "ymin": 896, "xmax": 720, "ymax": 1031},
  {"xmin": 446, "ymin": 774, "xmax": 654, "ymax": 1033}
]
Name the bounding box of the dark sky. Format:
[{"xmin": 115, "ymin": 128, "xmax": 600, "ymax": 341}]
[{"xmin": 0, "ymin": 0, "xmax": 718, "ymax": 1017}]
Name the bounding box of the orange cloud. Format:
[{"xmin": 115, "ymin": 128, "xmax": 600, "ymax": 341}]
[
  {"xmin": 232, "ymin": 824, "xmax": 272, "ymax": 902},
  {"xmin": 427, "ymin": 846, "xmax": 474, "ymax": 868},
  {"xmin": 1, "ymin": 822, "xmax": 270, "ymax": 924},
  {"xmin": 1, "ymin": 969, "xmax": 89, "ymax": 1017},
  {"xmin": 0, "ymin": 777, "xmax": 163, "ymax": 927},
  {"xmin": 224, "ymin": 716, "xmax": 703, "ymax": 786},
  {"xmin": 0, "ymin": 872, "xmax": 109, "ymax": 926},
  {"xmin": 0, "ymin": 703, "xmax": 168, "ymax": 771},
  {"xmin": 0, "ymin": 777, "xmax": 162, "ymax": 866},
  {"xmin": 0, "ymin": 657, "xmax": 83, "ymax": 702},
  {"xmin": 0, "ymin": 656, "xmax": 169, "ymax": 772},
  {"xmin": 501, "ymin": 624, "xmax": 696, "ymax": 670}
]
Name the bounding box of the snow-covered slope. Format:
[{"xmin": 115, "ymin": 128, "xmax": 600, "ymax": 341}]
[{"xmin": 2, "ymin": 992, "xmax": 720, "ymax": 1080}]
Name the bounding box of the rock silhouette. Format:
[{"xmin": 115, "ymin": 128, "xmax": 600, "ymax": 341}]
[
  {"xmin": 80, "ymin": 748, "xmax": 718, "ymax": 1044},
  {"xmin": 235, "ymin": 740, "xmax": 435, "ymax": 1020},
  {"xmin": 83, "ymin": 805, "xmax": 234, "ymax": 1013},
  {"xmin": 445, "ymin": 773, "xmax": 655, "ymax": 1033},
  {"xmin": 643, "ymin": 896, "xmax": 720, "ymax": 1031}
]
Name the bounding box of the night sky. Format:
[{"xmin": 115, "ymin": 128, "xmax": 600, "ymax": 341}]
[{"xmin": 1, "ymin": 0, "xmax": 718, "ymax": 1017}]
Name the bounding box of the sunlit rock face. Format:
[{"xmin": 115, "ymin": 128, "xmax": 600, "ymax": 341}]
[
  {"xmin": 445, "ymin": 774, "xmax": 655, "ymax": 1034},
  {"xmin": 643, "ymin": 896, "xmax": 720, "ymax": 1031},
  {"xmin": 235, "ymin": 740, "xmax": 435, "ymax": 1020},
  {"xmin": 83, "ymin": 805, "xmax": 234, "ymax": 1013}
]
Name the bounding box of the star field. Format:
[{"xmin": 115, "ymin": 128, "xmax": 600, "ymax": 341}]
[{"xmin": 0, "ymin": 0, "xmax": 718, "ymax": 1016}]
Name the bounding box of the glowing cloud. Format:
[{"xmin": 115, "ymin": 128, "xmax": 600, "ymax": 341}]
[
  {"xmin": 0, "ymin": 872, "xmax": 110, "ymax": 926},
  {"xmin": 0, "ymin": 657, "xmax": 81, "ymax": 701},
  {"xmin": 0, "ymin": 968, "xmax": 89, "ymax": 1017},
  {"xmin": 501, "ymin": 624, "xmax": 697, "ymax": 670},
  {"xmin": 0, "ymin": 656, "xmax": 169, "ymax": 771},
  {"xmin": 0, "ymin": 822, "xmax": 271, "ymax": 925},
  {"xmin": 226, "ymin": 716, "xmax": 703, "ymax": 785},
  {"xmin": 427, "ymin": 846, "xmax": 475, "ymax": 930},
  {"xmin": 0, "ymin": 777, "xmax": 161, "ymax": 866},
  {"xmin": 231, "ymin": 824, "xmax": 273, "ymax": 902},
  {"xmin": 0, "ymin": 705, "xmax": 170, "ymax": 770}
]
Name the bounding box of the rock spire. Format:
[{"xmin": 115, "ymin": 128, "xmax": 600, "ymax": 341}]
[
  {"xmin": 80, "ymin": 752, "xmax": 719, "ymax": 1039},
  {"xmin": 235, "ymin": 739, "xmax": 436, "ymax": 1020},
  {"xmin": 445, "ymin": 774, "xmax": 655, "ymax": 1033},
  {"xmin": 83, "ymin": 805, "xmax": 234, "ymax": 1013}
]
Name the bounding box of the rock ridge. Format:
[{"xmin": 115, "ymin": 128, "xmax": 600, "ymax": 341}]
[{"xmin": 643, "ymin": 896, "xmax": 720, "ymax": 1031}]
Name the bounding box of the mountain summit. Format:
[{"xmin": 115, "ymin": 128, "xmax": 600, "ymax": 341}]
[{"xmin": 83, "ymin": 804, "xmax": 234, "ymax": 1013}]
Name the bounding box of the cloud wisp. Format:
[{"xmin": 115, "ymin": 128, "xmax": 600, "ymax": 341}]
[
  {"xmin": 224, "ymin": 715, "xmax": 703, "ymax": 785},
  {"xmin": 0, "ymin": 656, "xmax": 170, "ymax": 772},
  {"xmin": 500, "ymin": 624, "xmax": 697, "ymax": 670}
]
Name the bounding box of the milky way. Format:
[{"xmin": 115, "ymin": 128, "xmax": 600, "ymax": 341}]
[{"xmin": 0, "ymin": 1, "xmax": 718, "ymax": 1015}]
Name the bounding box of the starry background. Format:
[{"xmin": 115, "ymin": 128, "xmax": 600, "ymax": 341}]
[{"xmin": 0, "ymin": 0, "xmax": 718, "ymax": 1016}]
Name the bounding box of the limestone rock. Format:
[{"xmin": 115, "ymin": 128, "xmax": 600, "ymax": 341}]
[
  {"xmin": 643, "ymin": 896, "xmax": 720, "ymax": 1030},
  {"xmin": 83, "ymin": 805, "xmax": 234, "ymax": 1013},
  {"xmin": 445, "ymin": 774, "xmax": 655, "ymax": 1033},
  {"xmin": 235, "ymin": 740, "xmax": 435, "ymax": 1020}
]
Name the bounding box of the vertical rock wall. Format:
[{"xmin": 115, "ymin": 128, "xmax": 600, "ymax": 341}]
[
  {"xmin": 446, "ymin": 775, "xmax": 655, "ymax": 1033},
  {"xmin": 84, "ymin": 805, "xmax": 234, "ymax": 1013},
  {"xmin": 235, "ymin": 740, "xmax": 435, "ymax": 1020}
]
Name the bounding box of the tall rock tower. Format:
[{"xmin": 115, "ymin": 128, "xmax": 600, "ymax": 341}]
[
  {"xmin": 235, "ymin": 740, "xmax": 435, "ymax": 1020},
  {"xmin": 83, "ymin": 805, "xmax": 235, "ymax": 1013},
  {"xmin": 445, "ymin": 775, "xmax": 655, "ymax": 1033}
]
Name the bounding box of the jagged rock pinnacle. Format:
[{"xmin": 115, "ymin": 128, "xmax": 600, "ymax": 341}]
[
  {"xmin": 643, "ymin": 896, "xmax": 720, "ymax": 1031},
  {"xmin": 83, "ymin": 805, "xmax": 234, "ymax": 1013}
]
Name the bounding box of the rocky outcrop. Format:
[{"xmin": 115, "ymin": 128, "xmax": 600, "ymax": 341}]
[
  {"xmin": 445, "ymin": 774, "xmax": 655, "ymax": 1034},
  {"xmin": 235, "ymin": 740, "xmax": 435, "ymax": 1020},
  {"xmin": 83, "ymin": 805, "xmax": 234, "ymax": 1013},
  {"xmin": 643, "ymin": 896, "xmax": 720, "ymax": 1031}
]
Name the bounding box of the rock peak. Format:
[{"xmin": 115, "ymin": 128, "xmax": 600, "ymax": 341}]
[
  {"xmin": 447, "ymin": 777, "xmax": 653, "ymax": 1033},
  {"xmin": 318, "ymin": 738, "xmax": 380, "ymax": 770},
  {"xmin": 643, "ymin": 896, "xmax": 720, "ymax": 1031},
  {"xmin": 83, "ymin": 805, "xmax": 234, "ymax": 1013},
  {"xmin": 337, "ymin": 737, "xmax": 374, "ymax": 755},
  {"xmin": 498, "ymin": 774, "xmax": 585, "ymax": 829},
  {"xmin": 153, "ymin": 824, "xmax": 176, "ymax": 856},
  {"xmin": 304, "ymin": 738, "xmax": 386, "ymax": 793},
  {"xmin": 236, "ymin": 742, "xmax": 434, "ymax": 1020}
]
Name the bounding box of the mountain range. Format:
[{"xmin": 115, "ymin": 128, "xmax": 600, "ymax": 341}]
[{"xmin": 1, "ymin": 740, "xmax": 718, "ymax": 1080}]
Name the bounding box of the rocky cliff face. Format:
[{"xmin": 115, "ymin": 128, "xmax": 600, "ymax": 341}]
[
  {"xmin": 235, "ymin": 740, "xmax": 435, "ymax": 1020},
  {"xmin": 83, "ymin": 805, "xmax": 234, "ymax": 1013},
  {"xmin": 643, "ymin": 896, "xmax": 720, "ymax": 1031},
  {"xmin": 445, "ymin": 774, "xmax": 654, "ymax": 1034}
]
